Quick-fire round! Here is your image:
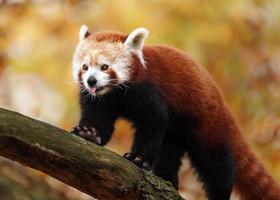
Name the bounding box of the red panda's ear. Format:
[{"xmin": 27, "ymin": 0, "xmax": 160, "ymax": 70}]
[
  {"xmin": 79, "ymin": 25, "xmax": 90, "ymax": 42},
  {"xmin": 124, "ymin": 28, "xmax": 149, "ymax": 52}
]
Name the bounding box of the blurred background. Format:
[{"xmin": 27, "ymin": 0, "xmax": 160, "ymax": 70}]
[{"xmin": 0, "ymin": 0, "xmax": 280, "ymax": 199}]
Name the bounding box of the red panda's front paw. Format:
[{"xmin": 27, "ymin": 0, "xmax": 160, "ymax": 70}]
[
  {"xmin": 71, "ymin": 126, "xmax": 101, "ymax": 145},
  {"xmin": 123, "ymin": 153, "xmax": 151, "ymax": 171}
]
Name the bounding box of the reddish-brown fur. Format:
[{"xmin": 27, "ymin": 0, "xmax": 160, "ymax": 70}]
[
  {"xmin": 107, "ymin": 68, "xmax": 118, "ymax": 84},
  {"xmin": 88, "ymin": 32, "xmax": 127, "ymax": 43},
  {"xmin": 89, "ymin": 32, "xmax": 280, "ymax": 200},
  {"xmin": 144, "ymin": 45, "xmax": 280, "ymax": 200}
]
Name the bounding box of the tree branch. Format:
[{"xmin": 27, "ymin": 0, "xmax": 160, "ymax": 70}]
[{"xmin": 0, "ymin": 108, "xmax": 184, "ymax": 200}]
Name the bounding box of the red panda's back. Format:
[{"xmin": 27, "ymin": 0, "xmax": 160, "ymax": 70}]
[{"xmin": 143, "ymin": 45, "xmax": 225, "ymax": 117}]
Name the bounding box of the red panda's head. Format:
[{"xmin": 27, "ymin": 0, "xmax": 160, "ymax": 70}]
[{"xmin": 72, "ymin": 25, "xmax": 148, "ymax": 96}]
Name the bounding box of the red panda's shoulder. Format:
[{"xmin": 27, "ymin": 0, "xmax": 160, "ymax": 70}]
[
  {"xmin": 141, "ymin": 44, "xmax": 222, "ymax": 114},
  {"xmin": 142, "ymin": 44, "xmax": 202, "ymax": 75},
  {"xmin": 143, "ymin": 45, "xmax": 196, "ymax": 64}
]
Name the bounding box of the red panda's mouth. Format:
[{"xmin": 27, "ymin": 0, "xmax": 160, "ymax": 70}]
[
  {"xmin": 89, "ymin": 88, "xmax": 97, "ymax": 94},
  {"xmin": 88, "ymin": 86, "xmax": 108, "ymax": 95}
]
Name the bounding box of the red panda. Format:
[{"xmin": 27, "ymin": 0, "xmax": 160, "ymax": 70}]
[{"xmin": 71, "ymin": 25, "xmax": 280, "ymax": 200}]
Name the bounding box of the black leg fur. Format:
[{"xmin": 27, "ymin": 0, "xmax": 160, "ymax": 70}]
[
  {"xmin": 73, "ymin": 87, "xmax": 120, "ymax": 145},
  {"xmin": 121, "ymin": 83, "xmax": 168, "ymax": 168},
  {"xmin": 185, "ymin": 128, "xmax": 234, "ymax": 200},
  {"xmin": 152, "ymin": 132, "xmax": 185, "ymax": 189},
  {"xmin": 152, "ymin": 113, "xmax": 190, "ymax": 189}
]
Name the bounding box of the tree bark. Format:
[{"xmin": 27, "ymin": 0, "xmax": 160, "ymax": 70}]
[{"xmin": 0, "ymin": 107, "xmax": 185, "ymax": 200}]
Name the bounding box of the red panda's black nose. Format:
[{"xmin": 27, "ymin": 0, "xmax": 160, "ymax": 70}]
[{"xmin": 87, "ymin": 76, "xmax": 97, "ymax": 87}]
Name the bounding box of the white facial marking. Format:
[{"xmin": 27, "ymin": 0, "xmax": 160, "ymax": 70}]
[
  {"xmin": 82, "ymin": 67, "xmax": 109, "ymax": 88},
  {"xmin": 111, "ymin": 56, "xmax": 130, "ymax": 82},
  {"xmin": 102, "ymin": 42, "xmax": 132, "ymax": 82},
  {"xmin": 98, "ymin": 54, "xmax": 109, "ymax": 66},
  {"xmin": 91, "ymin": 49, "xmax": 99, "ymax": 58},
  {"xmin": 72, "ymin": 28, "xmax": 144, "ymax": 96}
]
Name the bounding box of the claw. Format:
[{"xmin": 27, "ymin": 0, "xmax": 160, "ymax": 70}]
[
  {"xmin": 143, "ymin": 162, "xmax": 150, "ymax": 170},
  {"xmin": 123, "ymin": 153, "xmax": 151, "ymax": 171},
  {"xmin": 70, "ymin": 126, "xmax": 101, "ymax": 145},
  {"xmin": 123, "ymin": 153, "xmax": 135, "ymax": 160}
]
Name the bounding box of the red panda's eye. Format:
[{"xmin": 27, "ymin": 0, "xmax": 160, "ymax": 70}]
[
  {"xmin": 101, "ymin": 64, "xmax": 109, "ymax": 71},
  {"xmin": 82, "ymin": 64, "xmax": 88, "ymax": 71}
]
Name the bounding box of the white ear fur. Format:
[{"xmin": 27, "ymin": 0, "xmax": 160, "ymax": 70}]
[
  {"xmin": 79, "ymin": 25, "xmax": 89, "ymax": 42},
  {"xmin": 124, "ymin": 28, "xmax": 148, "ymax": 52}
]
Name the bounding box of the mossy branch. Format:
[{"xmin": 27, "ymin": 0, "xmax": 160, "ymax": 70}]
[{"xmin": 0, "ymin": 108, "xmax": 185, "ymax": 200}]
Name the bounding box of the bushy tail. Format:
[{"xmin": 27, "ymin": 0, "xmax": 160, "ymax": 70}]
[{"xmin": 233, "ymin": 134, "xmax": 280, "ymax": 200}]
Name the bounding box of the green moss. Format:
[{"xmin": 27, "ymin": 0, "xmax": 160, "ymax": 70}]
[{"xmin": 136, "ymin": 170, "xmax": 184, "ymax": 200}]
